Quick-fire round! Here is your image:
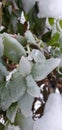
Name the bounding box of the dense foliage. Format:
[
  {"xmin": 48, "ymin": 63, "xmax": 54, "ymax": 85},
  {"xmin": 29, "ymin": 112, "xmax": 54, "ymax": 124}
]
[{"xmin": 0, "ymin": 0, "xmax": 62, "ymax": 130}]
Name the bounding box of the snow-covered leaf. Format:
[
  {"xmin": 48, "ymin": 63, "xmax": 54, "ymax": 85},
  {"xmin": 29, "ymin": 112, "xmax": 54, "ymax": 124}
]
[
  {"xmin": 18, "ymin": 56, "xmax": 32, "ymax": 77},
  {"xmin": 0, "ymin": 75, "xmax": 26, "ymax": 110},
  {"xmin": 15, "ymin": 113, "xmax": 34, "ymax": 130},
  {"xmin": 26, "ymin": 75, "xmax": 40, "ymax": 97},
  {"xmin": 31, "ymin": 49, "xmax": 46, "ymax": 63},
  {"xmin": 25, "ymin": 30, "xmax": 36, "ymax": 44},
  {"xmin": 32, "ymin": 58, "xmax": 61, "ymax": 81},
  {"xmin": 3, "ymin": 33, "xmax": 26, "ymax": 63},
  {"xmin": 6, "ymin": 103, "xmax": 18, "ymax": 123},
  {"xmin": 18, "ymin": 93, "xmax": 33, "ymax": 117}
]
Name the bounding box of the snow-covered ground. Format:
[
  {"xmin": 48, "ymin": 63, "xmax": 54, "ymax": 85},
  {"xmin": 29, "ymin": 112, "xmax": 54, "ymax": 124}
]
[{"xmin": 33, "ymin": 93, "xmax": 62, "ymax": 130}]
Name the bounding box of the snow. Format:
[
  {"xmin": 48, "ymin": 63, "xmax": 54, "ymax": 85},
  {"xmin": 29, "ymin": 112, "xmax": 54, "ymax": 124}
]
[
  {"xmin": 6, "ymin": 69, "xmax": 17, "ymax": 81},
  {"xmin": 34, "ymin": 101, "xmax": 41, "ymax": 112},
  {"xmin": 0, "ymin": 115, "xmax": 4, "ymax": 124},
  {"xmin": 33, "ymin": 93, "xmax": 62, "ymax": 130},
  {"xmin": 22, "ymin": 0, "xmax": 62, "ymax": 18},
  {"xmin": 38, "ymin": 0, "xmax": 62, "ymax": 18}
]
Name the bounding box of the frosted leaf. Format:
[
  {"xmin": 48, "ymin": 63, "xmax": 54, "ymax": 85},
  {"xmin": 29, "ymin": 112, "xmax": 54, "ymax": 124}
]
[
  {"xmin": 3, "ymin": 33, "xmax": 26, "ymax": 63},
  {"xmin": 0, "ymin": 75, "xmax": 26, "ymax": 110},
  {"xmin": 18, "ymin": 56, "xmax": 32, "ymax": 77},
  {"xmin": 18, "ymin": 93, "xmax": 33, "ymax": 117},
  {"xmin": 25, "ymin": 30, "xmax": 36, "ymax": 44},
  {"xmin": 32, "ymin": 58, "xmax": 60, "ymax": 81},
  {"xmin": 31, "ymin": 49, "xmax": 46, "ymax": 63},
  {"xmin": 26, "ymin": 75, "xmax": 40, "ymax": 97}
]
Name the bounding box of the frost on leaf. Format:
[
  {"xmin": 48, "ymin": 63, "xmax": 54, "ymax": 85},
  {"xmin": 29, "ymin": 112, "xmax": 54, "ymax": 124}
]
[
  {"xmin": 18, "ymin": 56, "xmax": 32, "ymax": 77},
  {"xmin": 18, "ymin": 93, "xmax": 33, "ymax": 117}
]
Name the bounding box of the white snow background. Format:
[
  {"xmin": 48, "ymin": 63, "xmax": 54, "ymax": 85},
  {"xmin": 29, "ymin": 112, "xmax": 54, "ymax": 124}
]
[{"xmin": 22, "ymin": 0, "xmax": 62, "ymax": 19}]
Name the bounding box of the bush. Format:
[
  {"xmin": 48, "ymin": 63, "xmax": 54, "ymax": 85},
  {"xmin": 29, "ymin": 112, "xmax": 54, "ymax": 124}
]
[{"xmin": 0, "ymin": 0, "xmax": 62, "ymax": 130}]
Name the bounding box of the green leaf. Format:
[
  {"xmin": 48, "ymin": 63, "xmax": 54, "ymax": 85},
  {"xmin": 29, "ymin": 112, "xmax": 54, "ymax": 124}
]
[
  {"xmin": 3, "ymin": 33, "xmax": 26, "ymax": 63},
  {"xmin": 6, "ymin": 103, "xmax": 18, "ymax": 123},
  {"xmin": 0, "ymin": 74, "xmax": 26, "ymax": 110},
  {"xmin": 0, "ymin": 36, "xmax": 4, "ymax": 58},
  {"xmin": 33, "ymin": 17, "xmax": 46, "ymax": 36},
  {"xmin": 8, "ymin": 14, "xmax": 18, "ymax": 34},
  {"xmin": 18, "ymin": 93, "xmax": 33, "ymax": 117},
  {"xmin": 59, "ymin": 20, "xmax": 62, "ymax": 28},
  {"xmin": 25, "ymin": 30, "xmax": 36, "ymax": 44},
  {"xmin": 48, "ymin": 18, "xmax": 54, "ymax": 26},
  {"xmin": 15, "ymin": 113, "xmax": 34, "ymax": 130},
  {"xmin": 31, "ymin": 49, "xmax": 46, "ymax": 63},
  {"xmin": 42, "ymin": 31, "xmax": 51, "ymax": 43},
  {"xmin": 48, "ymin": 33, "xmax": 60, "ymax": 46},
  {"xmin": 17, "ymin": 56, "xmax": 32, "ymax": 77},
  {"xmin": 26, "ymin": 75, "xmax": 40, "ymax": 97},
  {"xmin": 0, "ymin": 123, "xmax": 4, "ymax": 130},
  {"xmin": 32, "ymin": 58, "xmax": 60, "ymax": 81},
  {"xmin": 4, "ymin": 124, "xmax": 20, "ymax": 130},
  {"xmin": 28, "ymin": 3, "xmax": 46, "ymax": 35}
]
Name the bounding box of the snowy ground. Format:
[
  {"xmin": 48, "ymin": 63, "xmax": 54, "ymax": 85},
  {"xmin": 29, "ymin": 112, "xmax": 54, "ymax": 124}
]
[{"xmin": 33, "ymin": 93, "xmax": 62, "ymax": 130}]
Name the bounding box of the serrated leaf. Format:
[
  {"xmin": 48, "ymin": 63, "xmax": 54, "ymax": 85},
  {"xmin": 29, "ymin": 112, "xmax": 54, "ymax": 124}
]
[
  {"xmin": 18, "ymin": 56, "xmax": 32, "ymax": 77},
  {"xmin": 0, "ymin": 74, "xmax": 26, "ymax": 110},
  {"xmin": 15, "ymin": 113, "xmax": 34, "ymax": 130},
  {"xmin": 0, "ymin": 36, "xmax": 4, "ymax": 57},
  {"xmin": 26, "ymin": 75, "xmax": 40, "ymax": 97},
  {"xmin": 18, "ymin": 93, "xmax": 33, "ymax": 117},
  {"xmin": 4, "ymin": 124, "xmax": 20, "ymax": 130},
  {"xmin": 32, "ymin": 58, "xmax": 61, "ymax": 81},
  {"xmin": 6, "ymin": 103, "xmax": 18, "ymax": 123},
  {"xmin": 3, "ymin": 33, "xmax": 26, "ymax": 63},
  {"xmin": 31, "ymin": 49, "xmax": 46, "ymax": 63},
  {"xmin": 25, "ymin": 30, "xmax": 36, "ymax": 44}
]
